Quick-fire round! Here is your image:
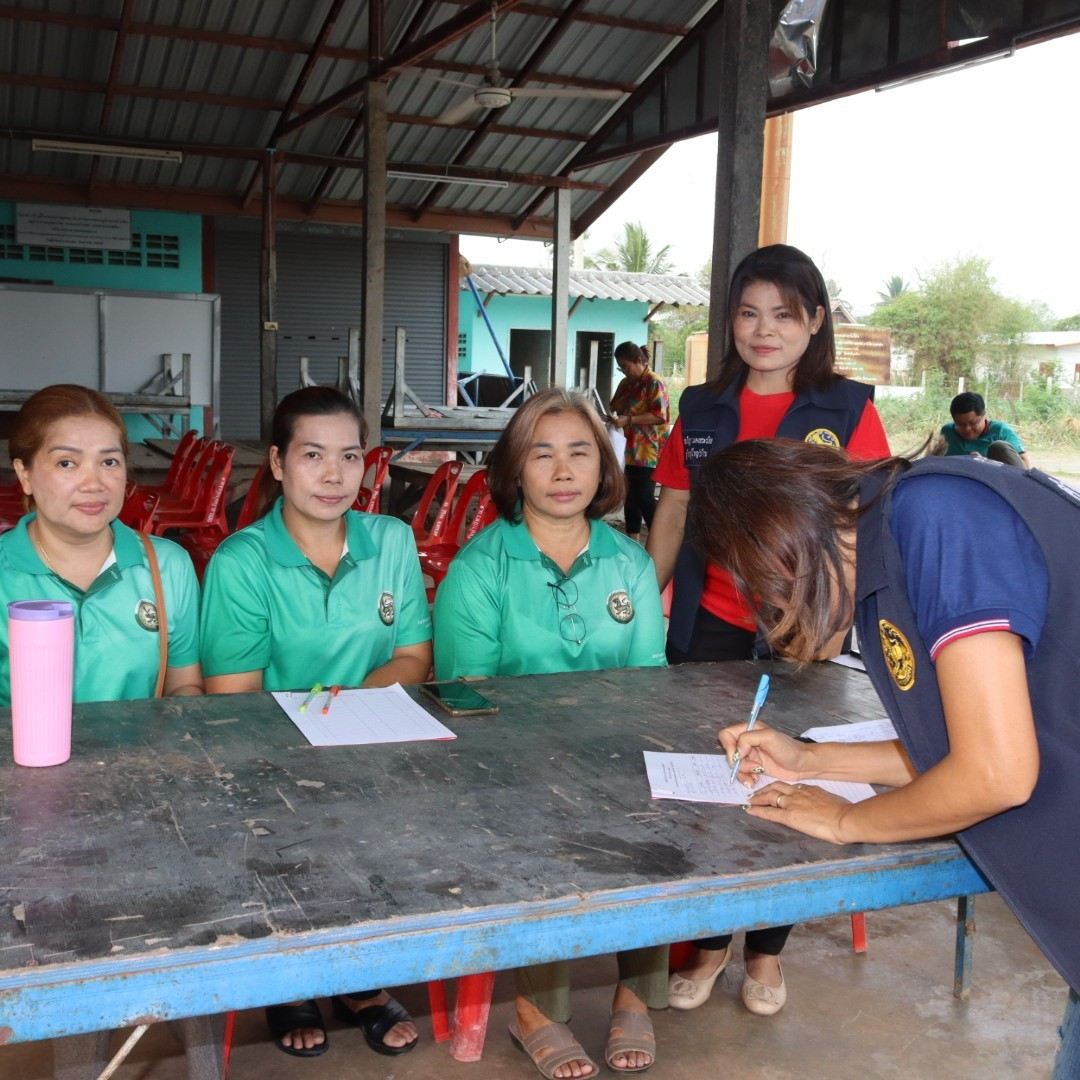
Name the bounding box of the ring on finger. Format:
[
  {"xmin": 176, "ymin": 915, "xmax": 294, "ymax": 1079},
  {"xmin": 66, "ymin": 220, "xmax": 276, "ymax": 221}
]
[{"xmin": 775, "ymin": 793, "xmax": 784, "ymax": 808}]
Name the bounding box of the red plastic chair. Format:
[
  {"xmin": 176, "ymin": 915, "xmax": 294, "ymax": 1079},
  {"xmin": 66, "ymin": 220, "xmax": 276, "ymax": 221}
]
[
  {"xmin": 418, "ymin": 469, "xmax": 496, "ymax": 602},
  {"xmin": 0, "ymin": 482, "xmax": 24, "ymax": 530},
  {"xmin": 410, "ymin": 460, "xmax": 463, "ymax": 545},
  {"xmin": 133, "ymin": 429, "xmax": 201, "ymax": 499},
  {"xmin": 117, "ymin": 489, "xmax": 160, "ymax": 532},
  {"xmin": 150, "ymin": 437, "xmax": 217, "ymax": 513},
  {"xmin": 354, "ymin": 445, "xmax": 392, "ymax": 514},
  {"xmin": 235, "ymin": 463, "xmax": 268, "ymax": 533},
  {"xmin": 152, "ymin": 443, "xmax": 234, "ymax": 537}
]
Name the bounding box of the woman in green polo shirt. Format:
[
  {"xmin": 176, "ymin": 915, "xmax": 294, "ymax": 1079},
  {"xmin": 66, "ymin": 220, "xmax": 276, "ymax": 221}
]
[
  {"xmin": 200, "ymin": 385, "xmax": 432, "ymax": 1063},
  {"xmin": 434, "ymin": 389, "xmax": 666, "ymax": 1078},
  {"xmin": 0, "ymin": 384, "xmax": 218, "ymax": 1080}
]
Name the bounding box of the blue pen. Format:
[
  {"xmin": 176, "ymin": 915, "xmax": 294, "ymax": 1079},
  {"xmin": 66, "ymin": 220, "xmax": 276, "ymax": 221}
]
[{"xmin": 729, "ymin": 674, "xmax": 770, "ymax": 781}]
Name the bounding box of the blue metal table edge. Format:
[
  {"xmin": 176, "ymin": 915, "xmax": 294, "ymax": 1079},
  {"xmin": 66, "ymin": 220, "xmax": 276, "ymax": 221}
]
[{"xmin": 0, "ymin": 843, "xmax": 990, "ymax": 1044}]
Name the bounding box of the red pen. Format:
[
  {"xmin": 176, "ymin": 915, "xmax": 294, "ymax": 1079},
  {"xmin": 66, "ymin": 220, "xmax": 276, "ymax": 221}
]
[{"xmin": 321, "ymin": 685, "xmax": 341, "ymax": 715}]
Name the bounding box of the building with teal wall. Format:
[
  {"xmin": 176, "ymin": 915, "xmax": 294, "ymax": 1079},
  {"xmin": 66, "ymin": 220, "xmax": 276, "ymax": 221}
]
[
  {"xmin": 458, "ymin": 265, "xmax": 709, "ymax": 404},
  {"xmin": 0, "ymin": 202, "xmax": 203, "ymax": 294},
  {"xmin": 0, "ymin": 202, "xmax": 208, "ymax": 439}
]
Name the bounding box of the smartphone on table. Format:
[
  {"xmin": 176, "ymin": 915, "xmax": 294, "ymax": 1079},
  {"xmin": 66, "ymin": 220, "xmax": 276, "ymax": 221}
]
[{"xmin": 418, "ymin": 681, "xmax": 500, "ymax": 717}]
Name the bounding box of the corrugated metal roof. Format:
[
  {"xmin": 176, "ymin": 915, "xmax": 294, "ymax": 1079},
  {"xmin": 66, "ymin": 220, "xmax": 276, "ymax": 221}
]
[
  {"xmin": 0, "ymin": 0, "xmax": 715, "ymax": 234},
  {"xmin": 3, "ymin": 2, "xmax": 1077, "ymax": 238},
  {"xmin": 464, "ymin": 263, "xmax": 710, "ymax": 305}
]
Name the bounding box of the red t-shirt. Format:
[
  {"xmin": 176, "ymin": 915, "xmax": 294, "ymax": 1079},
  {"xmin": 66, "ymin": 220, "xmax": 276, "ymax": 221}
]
[{"xmin": 654, "ymin": 386, "xmax": 891, "ymax": 628}]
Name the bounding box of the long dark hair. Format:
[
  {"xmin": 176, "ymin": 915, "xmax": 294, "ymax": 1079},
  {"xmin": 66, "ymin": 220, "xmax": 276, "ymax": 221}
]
[
  {"xmin": 687, "ymin": 439, "xmax": 909, "ymax": 663},
  {"xmin": 711, "ymin": 244, "xmax": 837, "ymax": 397},
  {"xmin": 486, "ymin": 388, "xmax": 626, "ymax": 522},
  {"xmin": 253, "ymin": 386, "xmax": 368, "ymax": 521}
]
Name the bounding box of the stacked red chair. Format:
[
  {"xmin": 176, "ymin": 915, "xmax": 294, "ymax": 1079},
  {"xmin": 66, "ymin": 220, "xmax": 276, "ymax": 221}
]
[{"xmin": 417, "ymin": 469, "xmax": 496, "ymax": 602}]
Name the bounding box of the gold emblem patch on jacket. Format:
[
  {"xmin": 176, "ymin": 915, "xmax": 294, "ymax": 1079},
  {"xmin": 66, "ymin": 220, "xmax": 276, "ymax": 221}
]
[
  {"xmin": 805, "ymin": 428, "xmax": 841, "ymax": 449},
  {"xmin": 378, "ymin": 591, "xmax": 395, "ymax": 626},
  {"xmin": 607, "ymin": 590, "xmax": 634, "ymax": 623},
  {"xmin": 879, "ymin": 619, "xmax": 915, "ymax": 690},
  {"xmin": 135, "ymin": 599, "xmax": 160, "ymax": 632}
]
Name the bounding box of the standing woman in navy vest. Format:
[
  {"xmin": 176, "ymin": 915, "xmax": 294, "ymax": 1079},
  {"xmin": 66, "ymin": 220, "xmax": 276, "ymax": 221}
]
[
  {"xmin": 688, "ymin": 440, "xmax": 1079, "ymax": 1080},
  {"xmin": 647, "ymin": 245, "xmax": 890, "ymax": 1016}
]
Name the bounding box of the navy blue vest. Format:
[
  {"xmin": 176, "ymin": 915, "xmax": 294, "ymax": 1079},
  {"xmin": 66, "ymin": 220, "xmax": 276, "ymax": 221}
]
[
  {"xmin": 669, "ymin": 377, "xmax": 874, "ymax": 651},
  {"xmin": 856, "ymin": 456, "xmax": 1080, "ymax": 991}
]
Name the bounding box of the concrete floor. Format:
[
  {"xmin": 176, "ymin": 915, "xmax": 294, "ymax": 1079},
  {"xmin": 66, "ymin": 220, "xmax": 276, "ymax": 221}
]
[{"xmin": 2, "ymin": 894, "xmax": 1067, "ymax": 1080}]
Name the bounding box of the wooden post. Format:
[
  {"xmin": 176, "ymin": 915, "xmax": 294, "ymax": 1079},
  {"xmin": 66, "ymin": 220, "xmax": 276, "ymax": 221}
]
[
  {"xmin": 361, "ymin": 6, "xmax": 387, "ymax": 446},
  {"xmin": 706, "ymin": 0, "xmax": 771, "ymax": 382},
  {"xmin": 550, "ymin": 187, "xmax": 571, "ymax": 390},
  {"xmin": 759, "ymin": 113, "xmax": 793, "ymax": 247},
  {"xmin": 259, "ymin": 151, "xmax": 278, "ymax": 440}
]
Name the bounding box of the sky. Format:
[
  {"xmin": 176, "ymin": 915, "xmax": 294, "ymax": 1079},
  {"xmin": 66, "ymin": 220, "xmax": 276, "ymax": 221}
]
[{"xmin": 461, "ymin": 30, "xmax": 1080, "ymax": 322}]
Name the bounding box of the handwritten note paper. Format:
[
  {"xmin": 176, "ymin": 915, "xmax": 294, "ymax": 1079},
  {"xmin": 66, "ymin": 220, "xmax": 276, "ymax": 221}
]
[
  {"xmin": 643, "ymin": 752, "xmax": 876, "ymax": 805},
  {"xmin": 272, "ymin": 684, "xmax": 456, "ymax": 747}
]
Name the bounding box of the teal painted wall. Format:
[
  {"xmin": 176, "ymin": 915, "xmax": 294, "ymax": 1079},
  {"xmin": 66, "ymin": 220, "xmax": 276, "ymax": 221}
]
[
  {"xmin": 458, "ymin": 291, "xmax": 648, "ymax": 385},
  {"xmin": 0, "ymin": 203, "xmax": 203, "ymax": 293}
]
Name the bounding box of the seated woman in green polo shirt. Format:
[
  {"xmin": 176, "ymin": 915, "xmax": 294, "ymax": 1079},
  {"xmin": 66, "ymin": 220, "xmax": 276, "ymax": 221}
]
[
  {"xmin": 0, "ymin": 384, "xmax": 218, "ymax": 1080},
  {"xmin": 199, "ymin": 385, "xmax": 432, "ymax": 1063},
  {"xmin": 434, "ymin": 388, "xmax": 666, "ymax": 1079}
]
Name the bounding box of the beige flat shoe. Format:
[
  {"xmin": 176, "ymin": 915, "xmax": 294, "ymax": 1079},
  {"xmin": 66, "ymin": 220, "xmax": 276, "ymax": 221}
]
[
  {"xmin": 667, "ymin": 945, "xmax": 733, "ymax": 1010},
  {"xmin": 741, "ymin": 961, "xmax": 787, "ymax": 1016}
]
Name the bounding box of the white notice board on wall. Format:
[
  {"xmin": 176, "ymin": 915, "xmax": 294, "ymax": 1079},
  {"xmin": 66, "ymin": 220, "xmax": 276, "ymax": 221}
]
[
  {"xmin": 15, "ymin": 204, "xmax": 133, "ymax": 251},
  {"xmin": 0, "ymin": 285, "xmax": 218, "ymax": 411}
]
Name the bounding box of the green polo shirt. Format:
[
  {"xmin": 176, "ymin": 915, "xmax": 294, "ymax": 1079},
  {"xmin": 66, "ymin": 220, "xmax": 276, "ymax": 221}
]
[
  {"xmin": 0, "ymin": 515, "xmax": 200, "ymax": 707},
  {"xmin": 941, "ymin": 418, "xmax": 1025, "ymax": 457},
  {"xmin": 433, "ymin": 516, "xmax": 667, "ymax": 679},
  {"xmin": 200, "ymin": 500, "xmax": 432, "ymax": 692}
]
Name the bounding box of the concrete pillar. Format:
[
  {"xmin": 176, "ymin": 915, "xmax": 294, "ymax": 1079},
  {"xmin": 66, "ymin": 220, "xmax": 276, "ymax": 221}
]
[{"xmin": 550, "ymin": 187, "xmax": 571, "ymax": 390}]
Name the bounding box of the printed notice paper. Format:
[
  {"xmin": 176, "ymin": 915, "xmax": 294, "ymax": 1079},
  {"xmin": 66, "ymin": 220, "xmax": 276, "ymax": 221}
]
[
  {"xmin": 272, "ymin": 684, "xmax": 456, "ymax": 747},
  {"xmin": 643, "ymin": 752, "xmax": 876, "ymax": 805}
]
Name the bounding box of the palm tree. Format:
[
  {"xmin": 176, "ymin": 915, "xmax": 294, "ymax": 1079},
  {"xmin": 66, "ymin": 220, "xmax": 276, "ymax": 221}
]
[
  {"xmin": 877, "ymin": 275, "xmax": 910, "ymax": 304},
  {"xmin": 585, "ymin": 221, "xmax": 675, "ymax": 274}
]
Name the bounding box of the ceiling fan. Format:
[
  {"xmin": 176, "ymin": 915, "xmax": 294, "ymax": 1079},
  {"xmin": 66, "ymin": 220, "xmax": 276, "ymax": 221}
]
[{"xmin": 405, "ymin": 1, "xmax": 623, "ymax": 127}]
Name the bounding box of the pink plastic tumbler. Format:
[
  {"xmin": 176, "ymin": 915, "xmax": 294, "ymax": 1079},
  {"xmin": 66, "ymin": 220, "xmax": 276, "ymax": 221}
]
[{"xmin": 8, "ymin": 600, "xmax": 75, "ymax": 767}]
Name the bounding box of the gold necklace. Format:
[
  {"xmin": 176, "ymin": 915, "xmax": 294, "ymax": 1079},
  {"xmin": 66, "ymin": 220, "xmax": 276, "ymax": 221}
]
[{"xmin": 30, "ymin": 521, "xmax": 62, "ymax": 576}]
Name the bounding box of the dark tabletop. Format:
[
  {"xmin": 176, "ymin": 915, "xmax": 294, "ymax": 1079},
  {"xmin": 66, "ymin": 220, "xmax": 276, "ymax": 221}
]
[{"xmin": 0, "ymin": 661, "xmax": 933, "ymax": 977}]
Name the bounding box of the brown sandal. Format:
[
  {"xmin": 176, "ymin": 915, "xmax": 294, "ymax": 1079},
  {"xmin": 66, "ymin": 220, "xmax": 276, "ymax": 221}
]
[
  {"xmin": 604, "ymin": 1009, "xmax": 655, "ymax": 1074},
  {"xmin": 509, "ymin": 1019, "xmax": 598, "ymax": 1079}
]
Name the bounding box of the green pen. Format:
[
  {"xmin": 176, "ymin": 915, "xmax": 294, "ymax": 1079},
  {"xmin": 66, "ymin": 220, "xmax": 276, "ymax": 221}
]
[{"xmin": 298, "ymin": 682, "xmax": 323, "ymax": 713}]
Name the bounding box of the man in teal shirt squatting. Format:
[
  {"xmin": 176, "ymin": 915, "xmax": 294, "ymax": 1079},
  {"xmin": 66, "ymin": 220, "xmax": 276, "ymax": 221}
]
[{"xmin": 941, "ymin": 392, "xmax": 1029, "ymax": 468}]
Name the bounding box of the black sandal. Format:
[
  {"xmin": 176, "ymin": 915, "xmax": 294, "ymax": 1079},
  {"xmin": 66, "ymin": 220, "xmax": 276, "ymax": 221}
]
[
  {"xmin": 332, "ymin": 994, "xmax": 419, "ymax": 1056},
  {"xmin": 265, "ymin": 1000, "xmax": 329, "ymax": 1058}
]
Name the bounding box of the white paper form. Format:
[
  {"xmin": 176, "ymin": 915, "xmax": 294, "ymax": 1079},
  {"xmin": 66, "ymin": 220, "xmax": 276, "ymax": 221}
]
[
  {"xmin": 800, "ymin": 718, "xmax": 897, "ymax": 743},
  {"xmin": 643, "ymin": 752, "xmax": 876, "ymax": 805},
  {"xmin": 272, "ymin": 683, "xmax": 456, "ymax": 747}
]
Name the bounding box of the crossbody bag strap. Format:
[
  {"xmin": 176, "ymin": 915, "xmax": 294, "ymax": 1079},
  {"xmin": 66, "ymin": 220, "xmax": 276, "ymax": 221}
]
[{"xmin": 137, "ymin": 531, "xmax": 168, "ymax": 698}]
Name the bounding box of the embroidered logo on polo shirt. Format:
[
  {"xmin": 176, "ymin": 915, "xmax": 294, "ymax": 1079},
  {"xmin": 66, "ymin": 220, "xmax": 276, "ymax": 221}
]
[
  {"xmin": 135, "ymin": 599, "xmax": 160, "ymax": 632},
  {"xmin": 378, "ymin": 591, "xmax": 395, "ymax": 626},
  {"xmin": 879, "ymin": 620, "xmax": 915, "ymax": 691},
  {"xmin": 805, "ymin": 428, "xmax": 841, "ymax": 449},
  {"xmin": 607, "ymin": 590, "xmax": 634, "ymax": 623}
]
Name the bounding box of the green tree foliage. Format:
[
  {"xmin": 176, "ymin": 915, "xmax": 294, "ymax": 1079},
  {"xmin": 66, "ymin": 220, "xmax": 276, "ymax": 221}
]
[
  {"xmin": 651, "ymin": 304, "xmax": 709, "ymax": 376},
  {"xmin": 867, "ymin": 257, "xmax": 1043, "ymax": 383},
  {"xmin": 876, "ymin": 275, "xmax": 910, "ymax": 304},
  {"xmin": 1053, "ymin": 313, "xmax": 1080, "ymax": 331},
  {"xmin": 585, "ymin": 221, "xmax": 675, "ymax": 275}
]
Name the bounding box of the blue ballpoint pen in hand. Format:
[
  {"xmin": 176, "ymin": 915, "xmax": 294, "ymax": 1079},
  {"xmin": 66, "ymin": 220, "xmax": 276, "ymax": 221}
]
[{"xmin": 729, "ymin": 674, "xmax": 771, "ymax": 781}]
